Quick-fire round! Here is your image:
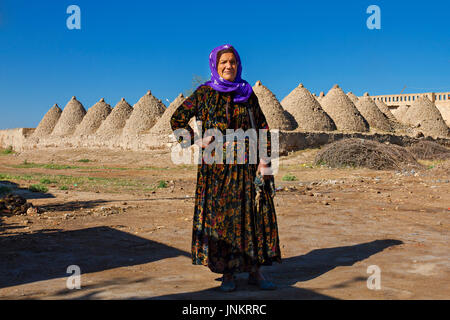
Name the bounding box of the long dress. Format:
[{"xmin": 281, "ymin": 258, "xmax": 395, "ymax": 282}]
[{"xmin": 170, "ymin": 85, "xmax": 281, "ymax": 275}]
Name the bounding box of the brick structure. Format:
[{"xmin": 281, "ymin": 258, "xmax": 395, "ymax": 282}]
[{"xmin": 366, "ymin": 92, "xmax": 450, "ymax": 125}]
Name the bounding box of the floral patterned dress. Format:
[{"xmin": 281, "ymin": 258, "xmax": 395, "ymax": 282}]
[{"xmin": 170, "ymin": 85, "xmax": 281, "ymax": 274}]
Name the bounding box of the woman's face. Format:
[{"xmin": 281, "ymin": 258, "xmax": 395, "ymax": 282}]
[{"xmin": 217, "ymin": 52, "xmax": 238, "ymax": 82}]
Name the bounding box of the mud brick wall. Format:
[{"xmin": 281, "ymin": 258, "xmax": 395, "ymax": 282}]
[{"xmin": 1, "ymin": 128, "xmax": 450, "ymax": 155}]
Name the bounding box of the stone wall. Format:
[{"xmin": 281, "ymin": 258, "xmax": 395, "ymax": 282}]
[
  {"xmin": 2, "ymin": 128, "xmax": 450, "ymax": 156},
  {"xmin": 279, "ymin": 131, "xmax": 450, "ymax": 155},
  {"xmin": 20, "ymin": 133, "xmax": 171, "ymax": 152},
  {"xmin": 0, "ymin": 128, "xmax": 35, "ymax": 151}
]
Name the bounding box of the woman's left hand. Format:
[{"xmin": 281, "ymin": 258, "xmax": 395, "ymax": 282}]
[{"xmin": 257, "ymin": 162, "xmax": 273, "ymax": 179}]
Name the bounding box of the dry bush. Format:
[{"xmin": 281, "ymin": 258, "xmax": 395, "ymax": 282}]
[
  {"xmin": 406, "ymin": 141, "xmax": 450, "ymax": 160},
  {"xmin": 314, "ymin": 138, "xmax": 420, "ymax": 170}
]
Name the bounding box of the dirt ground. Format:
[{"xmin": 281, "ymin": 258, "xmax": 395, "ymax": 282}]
[{"xmin": 0, "ymin": 146, "xmax": 449, "ymax": 300}]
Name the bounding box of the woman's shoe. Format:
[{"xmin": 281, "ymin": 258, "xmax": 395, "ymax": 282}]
[
  {"xmin": 248, "ymin": 273, "xmax": 277, "ymax": 290},
  {"xmin": 220, "ymin": 275, "xmax": 236, "ymax": 292}
]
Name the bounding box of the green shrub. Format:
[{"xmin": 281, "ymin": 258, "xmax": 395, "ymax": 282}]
[
  {"xmin": 40, "ymin": 178, "xmax": 57, "ymax": 184},
  {"xmin": 29, "ymin": 184, "xmax": 48, "ymax": 193},
  {"xmin": 78, "ymin": 159, "xmax": 91, "ymax": 163},
  {"xmin": 2, "ymin": 146, "xmax": 14, "ymax": 154},
  {"xmin": 43, "ymin": 164, "xmax": 73, "ymax": 170},
  {"xmin": 282, "ymin": 173, "xmax": 297, "ymax": 181},
  {"xmin": 157, "ymin": 180, "xmax": 168, "ymax": 188},
  {"xmin": 59, "ymin": 186, "xmax": 69, "ymax": 190}
]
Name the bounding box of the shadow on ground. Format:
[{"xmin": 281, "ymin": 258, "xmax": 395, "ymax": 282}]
[
  {"xmin": 0, "ymin": 180, "xmax": 55, "ymax": 199},
  {"xmin": 38, "ymin": 200, "xmax": 111, "ymax": 212},
  {"xmin": 0, "ymin": 226, "xmax": 189, "ymax": 289},
  {"xmin": 148, "ymin": 239, "xmax": 403, "ymax": 300},
  {"xmin": 0, "ymin": 226, "xmax": 402, "ymax": 299}
]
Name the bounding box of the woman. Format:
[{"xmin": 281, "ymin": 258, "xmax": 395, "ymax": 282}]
[{"xmin": 170, "ymin": 44, "xmax": 281, "ymax": 292}]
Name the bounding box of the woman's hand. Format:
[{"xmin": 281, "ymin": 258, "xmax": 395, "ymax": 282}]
[
  {"xmin": 257, "ymin": 161, "xmax": 273, "ymax": 179},
  {"xmin": 194, "ymin": 135, "xmax": 214, "ymax": 148}
]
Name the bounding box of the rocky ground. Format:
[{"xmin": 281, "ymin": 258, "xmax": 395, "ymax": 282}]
[{"xmin": 0, "ymin": 146, "xmax": 449, "ymax": 299}]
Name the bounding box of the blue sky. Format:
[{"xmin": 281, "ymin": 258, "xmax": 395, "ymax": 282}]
[{"xmin": 0, "ymin": 0, "xmax": 448, "ymax": 129}]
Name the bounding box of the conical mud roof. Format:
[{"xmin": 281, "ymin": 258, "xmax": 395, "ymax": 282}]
[
  {"xmin": 252, "ymin": 81, "xmax": 295, "ymax": 130},
  {"xmin": 355, "ymin": 93, "xmax": 393, "ymax": 132},
  {"xmin": 150, "ymin": 93, "xmax": 187, "ymax": 135},
  {"xmin": 51, "ymin": 96, "xmax": 87, "ymax": 136},
  {"xmin": 123, "ymin": 90, "xmax": 166, "ymax": 135},
  {"xmin": 347, "ymin": 92, "xmax": 359, "ymax": 104},
  {"xmin": 96, "ymin": 98, "xmax": 133, "ymax": 137},
  {"xmin": 374, "ymin": 99, "xmax": 397, "ymax": 123},
  {"xmin": 317, "ymin": 91, "xmax": 325, "ymax": 103},
  {"xmin": 280, "ymin": 83, "xmax": 336, "ymax": 131},
  {"xmin": 74, "ymin": 98, "xmax": 112, "ymax": 135},
  {"xmin": 391, "ymin": 105, "xmax": 410, "ymax": 123},
  {"xmin": 436, "ymin": 105, "xmax": 450, "ymax": 127},
  {"xmin": 403, "ymin": 96, "xmax": 449, "ymax": 137},
  {"xmin": 374, "ymin": 99, "xmax": 404, "ymax": 130},
  {"xmin": 32, "ymin": 104, "xmax": 62, "ymax": 138},
  {"xmin": 320, "ymin": 85, "xmax": 369, "ymax": 132}
]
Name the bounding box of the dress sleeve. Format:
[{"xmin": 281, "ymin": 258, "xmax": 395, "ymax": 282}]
[
  {"xmin": 170, "ymin": 88, "xmax": 202, "ymax": 147},
  {"xmin": 250, "ymin": 93, "xmax": 271, "ymax": 159}
]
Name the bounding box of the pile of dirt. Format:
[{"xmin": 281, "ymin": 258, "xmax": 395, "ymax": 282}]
[
  {"xmin": 123, "ymin": 91, "xmax": 166, "ymax": 135},
  {"xmin": 252, "ymin": 81, "xmax": 295, "ymax": 130},
  {"xmin": 149, "ymin": 93, "xmax": 187, "ymax": 135},
  {"xmin": 51, "ymin": 96, "xmax": 87, "ymax": 137},
  {"xmin": 314, "ymin": 138, "xmax": 420, "ymax": 170},
  {"xmin": 391, "ymin": 105, "xmax": 410, "ymax": 123},
  {"xmin": 0, "ymin": 194, "xmax": 33, "ymax": 215},
  {"xmin": 32, "ymin": 104, "xmax": 62, "ymax": 138},
  {"xmin": 406, "ymin": 140, "xmax": 450, "ymax": 160},
  {"xmin": 319, "ymin": 85, "xmax": 369, "ymax": 132},
  {"xmin": 280, "ymin": 83, "xmax": 336, "ymax": 131},
  {"xmin": 355, "ymin": 93, "xmax": 393, "ymax": 132},
  {"xmin": 74, "ymin": 98, "xmax": 112, "ymax": 136},
  {"xmin": 96, "ymin": 98, "xmax": 133, "ymax": 137},
  {"xmin": 347, "ymin": 92, "xmax": 359, "ymax": 104},
  {"xmin": 403, "ymin": 96, "xmax": 450, "ymax": 138}
]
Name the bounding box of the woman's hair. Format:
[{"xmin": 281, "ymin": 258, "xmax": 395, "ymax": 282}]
[{"xmin": 216, "ymin": 48, "xmax": 236, "ymax": 65}]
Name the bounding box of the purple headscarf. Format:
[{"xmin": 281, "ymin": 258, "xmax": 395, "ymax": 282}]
[{"xmin": 198, "ymin": 44, "xmax": 253, "ymax": 103}]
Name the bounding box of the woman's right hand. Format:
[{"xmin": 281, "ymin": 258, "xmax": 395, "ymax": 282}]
[{"xmin": 194, "ymin": 135, "xmax": 214, "ymax": 148}]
